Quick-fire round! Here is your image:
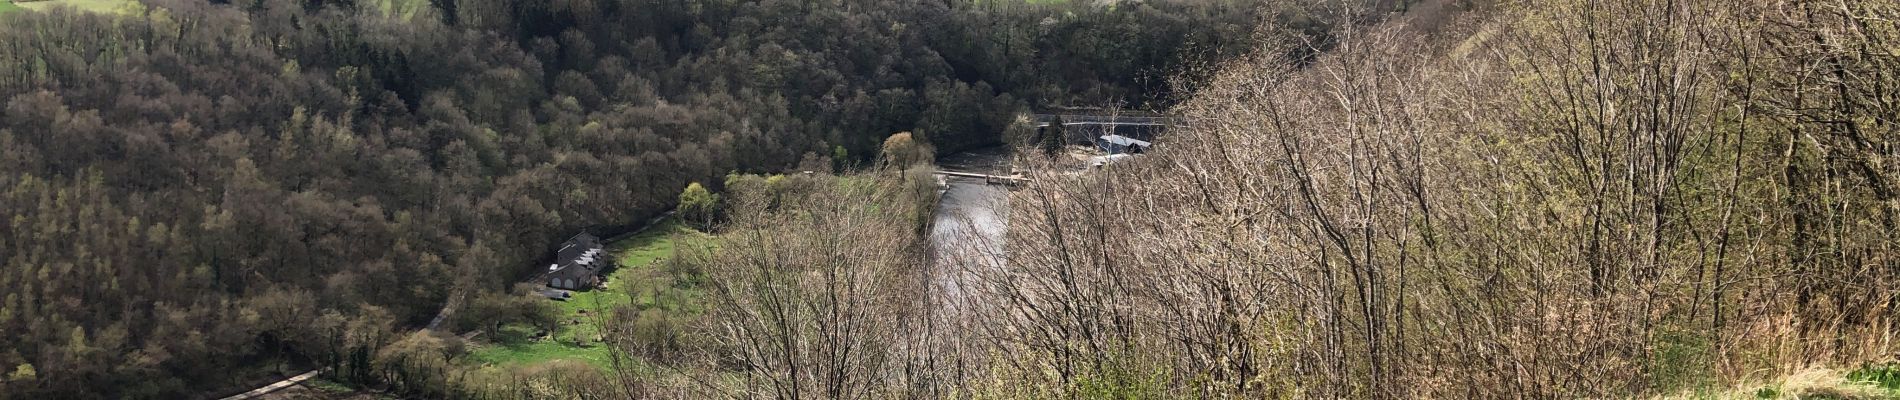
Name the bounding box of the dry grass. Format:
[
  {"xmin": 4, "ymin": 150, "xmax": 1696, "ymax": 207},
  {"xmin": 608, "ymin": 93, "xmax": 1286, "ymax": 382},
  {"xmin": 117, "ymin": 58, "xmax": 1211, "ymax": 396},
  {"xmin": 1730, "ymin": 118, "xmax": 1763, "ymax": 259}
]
[{"xmin": 1657, "ymin": 368, "xmax": 1899, "ymax": 400}]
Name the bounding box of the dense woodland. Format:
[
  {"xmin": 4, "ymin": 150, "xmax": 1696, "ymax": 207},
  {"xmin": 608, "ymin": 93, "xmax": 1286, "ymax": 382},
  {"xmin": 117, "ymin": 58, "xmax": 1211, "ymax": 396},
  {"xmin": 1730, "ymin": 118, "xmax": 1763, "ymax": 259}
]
[{"xmin": 0, "ymin": 0, "xmax": 1274, "ymax": 397}]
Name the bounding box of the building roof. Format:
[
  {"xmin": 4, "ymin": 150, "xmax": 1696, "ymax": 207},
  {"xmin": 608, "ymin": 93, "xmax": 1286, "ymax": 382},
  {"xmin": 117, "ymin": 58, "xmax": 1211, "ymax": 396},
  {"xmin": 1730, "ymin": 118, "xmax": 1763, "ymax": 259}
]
[
  {"xmin": 550, "ymin": 232, "xmax": 606, "ymax": 277},
  {"xmin": 1099, "ymin": 135, "xmax": 1152, "ymax": 148}
]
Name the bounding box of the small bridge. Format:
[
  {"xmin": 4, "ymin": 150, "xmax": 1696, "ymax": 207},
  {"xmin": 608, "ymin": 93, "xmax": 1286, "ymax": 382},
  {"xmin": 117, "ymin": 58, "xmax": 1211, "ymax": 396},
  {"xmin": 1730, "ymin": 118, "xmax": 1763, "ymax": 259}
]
[
  {"xmin": 937, "ymin": 170, "xmax": 1031, "ymax": 185},
  {"xmin": 1031, "ymin": 113, "xmax": 1173, "ymax": 147},
  {"xmin": 1031, "ymin": 114, "xmax": 1171, "ymax": 128}
]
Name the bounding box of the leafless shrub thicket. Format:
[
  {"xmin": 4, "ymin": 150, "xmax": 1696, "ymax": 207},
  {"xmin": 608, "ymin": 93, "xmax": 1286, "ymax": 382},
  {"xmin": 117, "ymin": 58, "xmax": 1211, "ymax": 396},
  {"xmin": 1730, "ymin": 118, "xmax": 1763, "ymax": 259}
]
[
  {"xmin": 975, "ymin": 0, "xmax": 1898, "ymax": 397},
  {"xmin": 665, "ymin": 172, "xmax": 941, "ymax": 399}
]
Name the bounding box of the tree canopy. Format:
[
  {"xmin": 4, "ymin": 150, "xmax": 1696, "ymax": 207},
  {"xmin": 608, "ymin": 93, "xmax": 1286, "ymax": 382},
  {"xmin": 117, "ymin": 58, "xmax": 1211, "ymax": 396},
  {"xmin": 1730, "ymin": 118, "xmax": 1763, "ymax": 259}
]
[
  {"xmin": 880, "ymin": 132, "xmax": 933, "ymax": 169},
  {"xmin": 0, "ymin": 0, "xmax": 1266, "ymax": 397}
]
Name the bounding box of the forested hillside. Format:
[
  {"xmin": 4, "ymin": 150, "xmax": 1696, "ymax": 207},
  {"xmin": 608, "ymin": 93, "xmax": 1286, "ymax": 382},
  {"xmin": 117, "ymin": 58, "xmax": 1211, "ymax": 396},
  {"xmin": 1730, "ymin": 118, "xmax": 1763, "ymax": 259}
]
[
  {"xmin": 18, "ymin": 0, "xmax": 1881, "ymax": 398},
  {"xmin": 0, "ymin": 0, "xmax": 1271, "ymax": 397},
  {"xmin": 987, "ymin": 0, "xmax": 1899, "ymax": 397}
]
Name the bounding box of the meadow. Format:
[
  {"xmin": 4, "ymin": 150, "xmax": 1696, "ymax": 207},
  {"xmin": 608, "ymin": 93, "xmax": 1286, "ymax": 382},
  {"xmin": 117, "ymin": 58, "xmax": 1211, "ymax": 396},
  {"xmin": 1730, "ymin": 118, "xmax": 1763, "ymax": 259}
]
[
  {"xmin": 464, "ymin": 218, "xmax": 709, "ymax": 371},
  {"xmin": 14, "ymin": 0, "xmax": 134, "ymax": 14}
]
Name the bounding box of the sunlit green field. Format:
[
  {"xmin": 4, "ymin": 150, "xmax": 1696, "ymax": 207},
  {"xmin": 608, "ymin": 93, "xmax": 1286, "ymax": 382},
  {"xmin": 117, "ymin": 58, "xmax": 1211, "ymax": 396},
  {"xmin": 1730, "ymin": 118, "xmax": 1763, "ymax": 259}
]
[
  {"xmin": 465, "ymin": 324, "xmax": 620, "ymax": 369},
  {"xmin": 464, "ymin": 218, "xmax": 708, "ymax": 371},
  {"xmin": 15, "ymin": 0, "xmax": 135, "ymax": 14},
  {"xmin": 0, "ymin": 2, "xmax": 22, "ymax": 14}
]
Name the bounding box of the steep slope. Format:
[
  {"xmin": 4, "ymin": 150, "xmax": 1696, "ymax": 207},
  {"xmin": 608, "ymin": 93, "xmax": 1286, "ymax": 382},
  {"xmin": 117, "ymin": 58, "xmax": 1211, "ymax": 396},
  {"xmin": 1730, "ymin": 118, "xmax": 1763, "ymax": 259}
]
[{"xmin": 984, "ymin": 1, "xmax": 1899, "ymax": 397}]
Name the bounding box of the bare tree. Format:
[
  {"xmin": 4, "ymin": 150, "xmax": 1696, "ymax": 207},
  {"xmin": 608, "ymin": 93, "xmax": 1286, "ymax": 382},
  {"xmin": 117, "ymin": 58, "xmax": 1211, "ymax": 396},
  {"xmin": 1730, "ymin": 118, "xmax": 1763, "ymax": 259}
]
[
  {"xmin": 691, "ymin": 172, "xmax": 935, "ymax": 399},
  {"xmin": 968, "ymin": 0, "xmax": 1899, "ymax": 398}
]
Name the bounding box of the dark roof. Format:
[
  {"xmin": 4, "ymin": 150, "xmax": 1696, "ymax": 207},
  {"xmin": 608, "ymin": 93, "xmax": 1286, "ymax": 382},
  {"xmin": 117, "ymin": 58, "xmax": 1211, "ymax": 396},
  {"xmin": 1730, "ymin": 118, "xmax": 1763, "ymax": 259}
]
[{"xmin": 550, "ymin": 232, "xmax": 606, "ymax": 277}]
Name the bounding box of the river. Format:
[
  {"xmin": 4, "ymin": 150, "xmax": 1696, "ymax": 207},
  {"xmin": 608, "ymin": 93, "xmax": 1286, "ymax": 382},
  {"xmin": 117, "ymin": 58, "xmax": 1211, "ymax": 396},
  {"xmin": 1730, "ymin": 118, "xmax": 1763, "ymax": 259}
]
[{"xmin": 927, "ymin": 147, "xmax": 1012, "ymax": 316}]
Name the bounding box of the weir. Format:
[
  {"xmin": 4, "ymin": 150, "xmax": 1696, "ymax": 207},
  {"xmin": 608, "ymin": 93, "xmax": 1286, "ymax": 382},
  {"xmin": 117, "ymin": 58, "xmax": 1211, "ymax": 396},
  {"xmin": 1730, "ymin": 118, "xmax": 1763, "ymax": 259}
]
[{"xmin": 934, "ymin": 170, "xmax": 1031, "ymax": 185}]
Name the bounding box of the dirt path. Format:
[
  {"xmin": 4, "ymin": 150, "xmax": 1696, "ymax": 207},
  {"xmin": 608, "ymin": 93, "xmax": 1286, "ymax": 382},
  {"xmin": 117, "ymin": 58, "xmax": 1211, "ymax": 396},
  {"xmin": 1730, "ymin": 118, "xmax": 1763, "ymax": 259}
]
[{"xmin": 216, "ymin": 370, "xmax": 323, "ymax": 400}]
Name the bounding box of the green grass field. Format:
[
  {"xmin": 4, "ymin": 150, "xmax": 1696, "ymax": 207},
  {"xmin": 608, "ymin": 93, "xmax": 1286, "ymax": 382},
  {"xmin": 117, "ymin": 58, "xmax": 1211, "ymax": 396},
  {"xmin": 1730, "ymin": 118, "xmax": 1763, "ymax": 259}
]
[
  {"xmin": 465, "ymin": 218, "xmax": 708, "ymax": 371},
  {"xmin": 15, "ymin": 0, "xmax": 135, "ymax": 14},
  {"xmin": 1702, "ymin": 364, "xmax": 1900, "ymax": 400},
  {"xmin": 466, "ymin": 324, "xmax": 619, "ymax": 369},
  {"xmin": 0, "ymin": 1, "xmax": 23, "ymax": 14}
]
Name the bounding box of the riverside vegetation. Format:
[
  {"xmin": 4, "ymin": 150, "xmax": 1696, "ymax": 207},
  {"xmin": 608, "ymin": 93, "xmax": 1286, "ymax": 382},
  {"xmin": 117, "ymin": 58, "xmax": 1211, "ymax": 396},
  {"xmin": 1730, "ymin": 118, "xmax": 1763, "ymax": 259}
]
[{"xmin": 3, "ymin": 0, "xmax": 1898, "ymax": 399}]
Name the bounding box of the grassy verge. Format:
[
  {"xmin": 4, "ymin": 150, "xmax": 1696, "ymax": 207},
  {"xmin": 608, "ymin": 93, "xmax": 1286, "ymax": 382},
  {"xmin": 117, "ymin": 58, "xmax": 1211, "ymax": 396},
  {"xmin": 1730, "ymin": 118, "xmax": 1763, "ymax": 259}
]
[
  {"xmin": 1844, "ymin": 362, "xmax": 1900, "ymax": 393},
  {"xmin": 1662, "ymin": 365, "xmax": 1900, "ymax": 399},
  {"xmin": 0, "ymin": 2, "xmax": 21, "ymax": 14},
  {"xmin": 304, "ymin": 378, "xmax": 357, "ymax": 394},
  {"xmin": 464, "ymin": 218, "xmax": 708, "ymax": 371},
  {"xmin": 15, "ymin": 0, "xmax": 135, "ymax": 14},
  {"xmin": 1743, "ymin": 365, "xmax": 1900, "ymax": 399}
]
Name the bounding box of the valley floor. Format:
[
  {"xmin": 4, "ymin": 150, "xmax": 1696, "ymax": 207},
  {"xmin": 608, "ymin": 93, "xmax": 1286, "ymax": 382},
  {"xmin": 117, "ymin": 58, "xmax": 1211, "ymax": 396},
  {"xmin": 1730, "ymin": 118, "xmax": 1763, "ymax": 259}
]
[{"xmin": 466, "ymin": 218, "xmax": 709, "ymax": 371}]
